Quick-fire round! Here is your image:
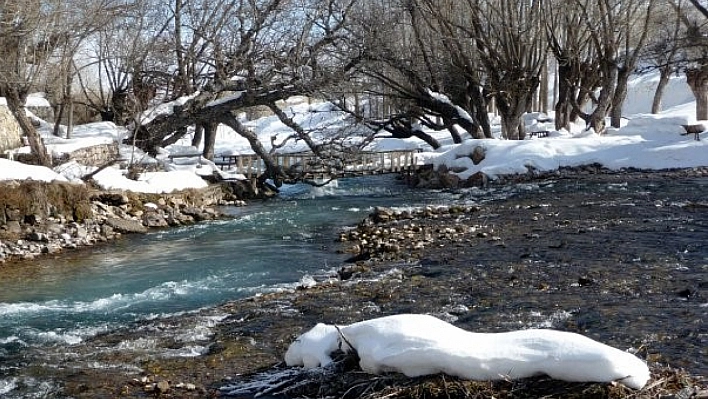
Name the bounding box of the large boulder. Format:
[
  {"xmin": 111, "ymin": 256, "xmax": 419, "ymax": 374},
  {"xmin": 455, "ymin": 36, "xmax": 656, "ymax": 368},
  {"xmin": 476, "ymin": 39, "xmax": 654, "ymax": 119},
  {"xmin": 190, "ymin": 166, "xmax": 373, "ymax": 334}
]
[{"xmin": 103, "ymin": 217, "xmax": 148, "ymax": 234}]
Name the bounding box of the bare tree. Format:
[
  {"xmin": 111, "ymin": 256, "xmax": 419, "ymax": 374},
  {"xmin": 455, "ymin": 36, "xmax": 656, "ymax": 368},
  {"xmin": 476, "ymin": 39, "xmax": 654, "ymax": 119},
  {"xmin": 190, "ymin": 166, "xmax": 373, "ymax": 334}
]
[
  {"xmin": 609, "ymin": 0, "xmax": 657, "ymax": 128},
  {"xmin": 545, "ymin": 0, "xmax": 597, "ymax": 131},
  {"xmin": 128, "ymin": 0, "xmax": 363, "ymax": 185},
  {"xmin": 0, "ymin": 0, "xmax": 59, "ymax": 166},
  {"xmin": 465, "ymin": 0, "xmax": 547, "ymax": 139},
  {"xmin": 0, "ymin": 0, "xmax": 135, "ymax": 166},
  {"xmin": 337, "ymin": 0, "xmax": 493, "ymax": 149},
  {"xmin": 560, "ymin": 0, "xmax": 654, "ymax": 134},
  {"xmin": 640, "ymin": 3, "xmax": 685, "ymax": 114}
]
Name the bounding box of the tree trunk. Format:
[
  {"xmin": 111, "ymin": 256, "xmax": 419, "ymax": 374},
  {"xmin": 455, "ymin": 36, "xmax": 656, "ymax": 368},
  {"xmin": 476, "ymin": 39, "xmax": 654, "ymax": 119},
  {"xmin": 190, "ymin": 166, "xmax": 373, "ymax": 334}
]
[
  {"xmin": 67, "ymin": 99, "xmax": 74, "ymax": 139},
  {"xmin": 540, "ymin": 58, "xmax": 549, "ymax": 114},
  {"xmin": 587, "ymin": 60, "xmax": 617, "ymax": 134},
  {"xmin": 53, "ymin": 103, "xmax": 65, "ymax": 137},
  {"xmin": 447, "ymin": 126, "xmax": 463, "ymax": 143},
  {"xmin": 496, "ymin": 95, "xmax": 522, "ymax": 140},
  {"xmin": 469, "ymin": 85, "xmax": 492, "ymax": 138},
  {"xmin": 192, "ymin": 125, "xmax": 204, "ymax": 148},
  {"xmin": 496, "ymin": 83, "xmax": 535, "ymax": 140},
  {"xmin": 201, "ymin": 122, "xmax": 219, "ymax": 160},
  {"xmin": 610, "ymin": 67, "xmax": 630, "ymax": 128},
  {"xmin": 383, "ymin": 118, "xmax": 441, "ymax": 150},
  {"xmin": 500, "ymin": 116, "xmax": 522, "ymax": 140},
  {"xmin": 554, "ymin": 62, "xmax": 573, "ymax": 131},
  {"xmin": 651, "ymin": 66, "xmax": 672, "ymax": 114},
  {"xmin": 687, "ymin": 66, "xmax": 708, "ymax": 120},
  {"xmin": 219, "ymin": 115, "xmax": 287, "ymax": 183},
  {"xmin": 4, "ymin": 87, "xmax": 52, "ymax": 167}
]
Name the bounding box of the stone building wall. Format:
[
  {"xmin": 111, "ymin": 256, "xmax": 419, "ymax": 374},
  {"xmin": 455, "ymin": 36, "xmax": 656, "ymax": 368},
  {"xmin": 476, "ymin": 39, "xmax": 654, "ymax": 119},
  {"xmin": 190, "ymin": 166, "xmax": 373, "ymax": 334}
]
[{"xmin": 0, "ymin": 106, "xmax": 22, "ymax": 154}]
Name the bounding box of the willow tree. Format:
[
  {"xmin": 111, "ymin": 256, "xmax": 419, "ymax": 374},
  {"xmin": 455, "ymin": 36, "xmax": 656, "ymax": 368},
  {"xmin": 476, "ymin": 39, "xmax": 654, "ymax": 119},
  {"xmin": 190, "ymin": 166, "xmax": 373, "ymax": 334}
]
[
  {"xmin": 641, "ymin": 3, "xmax": 685, "ymax": 114},
  {"xmin": 545, "ymin": 1, "xmax": 596, "ymax": 131},
  {"xmin": 466, "ymin": 0, "xmax": 547, "ymax": 139},
  {"xmin": 0, "ymin": 0, "xmax": 58, "ymax": 166},
  {"xmin": 609, "ymin": 0, "xmax": 657, "ymax": 128},
  {"xmin": 562, "ymin": 0, "xmax": 656, "ymax": 133}
]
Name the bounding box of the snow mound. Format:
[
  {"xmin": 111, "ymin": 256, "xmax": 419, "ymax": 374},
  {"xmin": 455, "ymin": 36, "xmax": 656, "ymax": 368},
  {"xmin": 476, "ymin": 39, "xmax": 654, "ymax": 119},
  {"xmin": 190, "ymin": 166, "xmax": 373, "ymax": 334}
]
[
  {"xmin": 0, "ymin": 159, "xmax": 68, "ymax": 183},
  {"xmin": 285, "ymin": 314, "xmax": 650, "ymax": 390},
  {"xmin": 92, "ymin": 167, "xmax": 208, "ymax": 193}
]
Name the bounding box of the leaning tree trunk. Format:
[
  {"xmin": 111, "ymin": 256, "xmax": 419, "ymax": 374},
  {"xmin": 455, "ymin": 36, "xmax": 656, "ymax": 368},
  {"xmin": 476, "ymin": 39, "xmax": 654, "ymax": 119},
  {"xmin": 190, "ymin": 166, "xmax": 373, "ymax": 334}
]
[
  {"xmin": 4, "ymin": 87, "xmax": 52, "ymax": 167},
  {"xmin": 218, "ymin": 114, "xmax": 286, "ymax": 183},
  {"xmin": 686, "ymin": 65, "xmax": 708, "ymax": 120},
  {"xmin": 652, "ymin": 65, "xmax": 672, "ymax": 114}
]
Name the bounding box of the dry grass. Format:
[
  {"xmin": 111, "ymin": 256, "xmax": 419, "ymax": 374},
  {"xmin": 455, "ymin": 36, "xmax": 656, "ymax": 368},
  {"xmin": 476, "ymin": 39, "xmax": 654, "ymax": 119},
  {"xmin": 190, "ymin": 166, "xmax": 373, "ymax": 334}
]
[
  {"xmin": 0, "ymin": 181, "xmax": 92, "ymax": 224},
  {"xmin": 224, "ymin": 351, "xmax": 706, "ymax": 399}
]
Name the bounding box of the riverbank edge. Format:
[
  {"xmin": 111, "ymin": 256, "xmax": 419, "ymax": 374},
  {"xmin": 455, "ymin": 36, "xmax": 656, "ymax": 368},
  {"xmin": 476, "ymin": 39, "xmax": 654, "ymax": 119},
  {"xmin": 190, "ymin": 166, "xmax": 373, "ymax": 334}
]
[{"xmin": 0, "ymin": 181, "xmax": 245, "ymax": 265}]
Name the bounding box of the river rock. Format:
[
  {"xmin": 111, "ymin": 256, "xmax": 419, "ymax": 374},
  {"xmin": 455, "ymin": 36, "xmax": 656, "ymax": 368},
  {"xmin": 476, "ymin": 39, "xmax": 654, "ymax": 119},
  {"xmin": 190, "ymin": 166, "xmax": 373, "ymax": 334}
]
[
  {"xmin": 166, "ymin": 212, "xmax": 194, "ymax": 226},
  {"xmin": 23, "ymin": 214, "xmax": 41, "ymax": 225},
  {"xmin": 471, "ymin": 145, "xmax": 486, "ymax": 165},
  {"xmin": 439, "ymin": 172, "xmax": 460, "ymax": 188},
  {"xmin": 5, "ymin": 208, "xmax": 21, "ymax": 221},
  {"xmin": 95, "ymin": 192, "xmax": 130, "ymax": 206},
  {"xmin": 373, "ymin": 207, "xmax": 396, "ymax": 223},
  {"xmin": 28, "ymin": 231, "xmax": 49, "ymax": 242},
  {"xmin": 143, "ymin": 211, "xmax": 168, "ymax": 228},
  {"xmin": 104, "ymin": 217, "xmax": 149, "ymax": 234},
  {"xmin": 156, "ymin": 380, "xmax": 170, "ymax": 393},
  {"xmin": 466, "ymin": 171, "xmax": 489, "ymax": 187},
  {"xmin": 4, "ymin": 220, "xmax": 22, "ymax": 235}
]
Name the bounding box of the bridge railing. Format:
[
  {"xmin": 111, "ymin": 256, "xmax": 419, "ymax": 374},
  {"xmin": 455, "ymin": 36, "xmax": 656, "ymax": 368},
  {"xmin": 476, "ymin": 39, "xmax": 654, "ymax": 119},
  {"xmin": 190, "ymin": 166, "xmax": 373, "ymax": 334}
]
[{"xmin": 214, "ymin": 150, "xmax": 418, "ymax": 181}]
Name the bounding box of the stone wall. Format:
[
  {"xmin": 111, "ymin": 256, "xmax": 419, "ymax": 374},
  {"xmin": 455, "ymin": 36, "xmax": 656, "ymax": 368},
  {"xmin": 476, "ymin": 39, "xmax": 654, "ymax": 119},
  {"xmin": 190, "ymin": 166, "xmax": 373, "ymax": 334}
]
[
  {"xmin": 27, "ymin": 105, "xmax": 54, "ymax": 123},
  {"xmin": 0, "ymin": 106, "xmax": 22, "ymax": 154},
  {"xmin": 53, "ymin": 143, "xmax": 120, "ymax": 167}
]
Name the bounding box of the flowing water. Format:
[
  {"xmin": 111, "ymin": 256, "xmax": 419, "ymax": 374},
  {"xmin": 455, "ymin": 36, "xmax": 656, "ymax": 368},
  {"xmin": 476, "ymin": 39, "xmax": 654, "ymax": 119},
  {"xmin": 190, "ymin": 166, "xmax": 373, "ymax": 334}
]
[
  {"xmin": 0, "ymin": 176, "xmax": 467, "ymax": 396},
  {"xmin": 0, "ymin": 175, "xmax": 706, "ymax": 397}
]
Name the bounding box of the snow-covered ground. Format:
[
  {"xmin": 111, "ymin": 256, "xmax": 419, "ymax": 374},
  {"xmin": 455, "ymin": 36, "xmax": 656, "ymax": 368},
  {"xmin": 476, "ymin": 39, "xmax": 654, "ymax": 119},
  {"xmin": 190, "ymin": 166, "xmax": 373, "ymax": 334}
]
[{"xmin": 1, "ymin": 74, "xmax": 706, "ymax": 193}]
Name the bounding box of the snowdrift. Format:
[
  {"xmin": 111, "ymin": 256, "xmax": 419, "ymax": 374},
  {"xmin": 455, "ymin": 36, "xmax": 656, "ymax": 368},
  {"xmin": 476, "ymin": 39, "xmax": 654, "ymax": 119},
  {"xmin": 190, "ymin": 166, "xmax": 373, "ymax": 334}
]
[{"xmin": 285, "ymin": 314, "xmax": 650, "ymax": 389}]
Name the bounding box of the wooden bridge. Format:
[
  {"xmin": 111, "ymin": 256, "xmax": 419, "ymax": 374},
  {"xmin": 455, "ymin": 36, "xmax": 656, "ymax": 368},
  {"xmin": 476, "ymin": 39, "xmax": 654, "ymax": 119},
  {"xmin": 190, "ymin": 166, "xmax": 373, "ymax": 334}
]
[{"xmin": 213, "ymin": 149, "xmax": 419, "ymax": 181}]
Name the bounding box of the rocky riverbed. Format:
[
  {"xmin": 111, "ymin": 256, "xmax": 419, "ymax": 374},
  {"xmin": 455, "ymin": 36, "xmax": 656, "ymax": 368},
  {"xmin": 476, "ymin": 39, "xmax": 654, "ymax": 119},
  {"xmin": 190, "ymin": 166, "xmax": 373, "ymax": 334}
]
[{"xmin": 3, "ymin": 170, "xmax": 708, "ymax": 398}]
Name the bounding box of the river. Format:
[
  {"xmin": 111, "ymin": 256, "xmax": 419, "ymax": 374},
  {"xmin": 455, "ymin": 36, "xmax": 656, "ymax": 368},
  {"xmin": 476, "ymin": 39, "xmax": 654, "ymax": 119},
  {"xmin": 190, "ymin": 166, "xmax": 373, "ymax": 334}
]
[
  {"xmin": 0, "ymin": 175, "xmax": 468, "ymax": 397},
  {"xmin": 0, "ymin": 174, "xmax": 706, "ymax": 397}
]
